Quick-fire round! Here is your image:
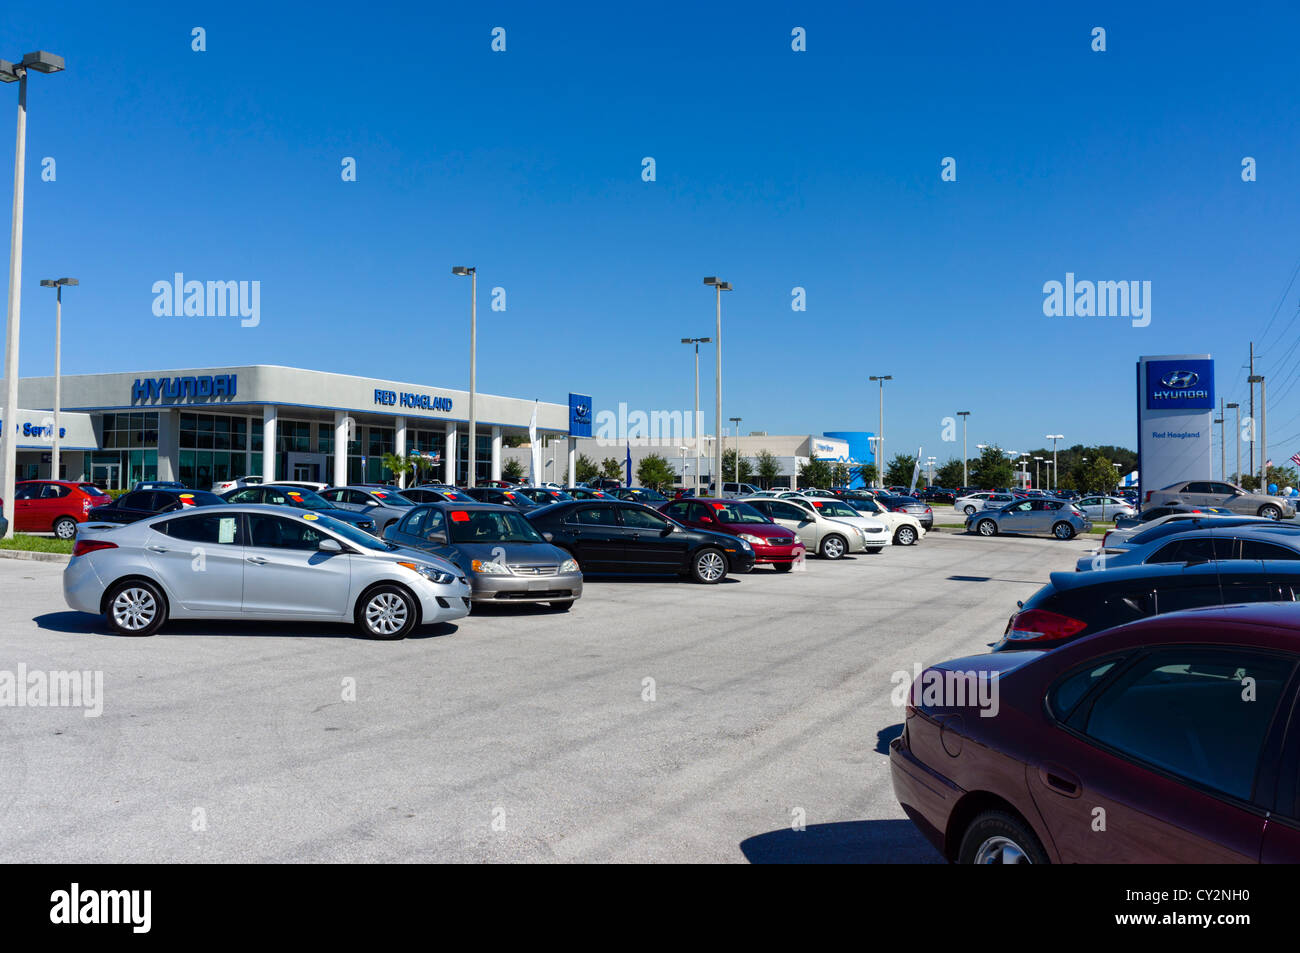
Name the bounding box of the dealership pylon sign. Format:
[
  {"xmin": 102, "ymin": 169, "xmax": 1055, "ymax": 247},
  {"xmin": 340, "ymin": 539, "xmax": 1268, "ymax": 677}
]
[{"xmin": 1137, "ymin": 354, "xmax": 1214, "ymax": 496}]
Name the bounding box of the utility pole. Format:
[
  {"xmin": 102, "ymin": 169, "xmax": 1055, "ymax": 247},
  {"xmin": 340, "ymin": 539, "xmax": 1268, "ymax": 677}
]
[
  {"xmin": 957, "ymin": 411, "xmax": 970, "ymax": 487},
  {"xmin": 1249, "ymin": 343, "xmax": 1255, "ymax": 478},
  {"xmin": 1215, "ymin": 399, "xmax": 1225, "ymax": 482},
  {"xmin": 1227, "ymin": 402, "xmax": 1240, "ymax": 484}
]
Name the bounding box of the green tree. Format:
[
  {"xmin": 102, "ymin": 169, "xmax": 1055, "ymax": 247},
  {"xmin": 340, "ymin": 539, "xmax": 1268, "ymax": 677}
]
[
  {"xmin": 407, "ymin": 451, "xmax": 438, "ymax": 484},
  {"xmin": 600, "ymin": 457, "xmax": 624, "ymax": 481},
  {"xmin": 884, "ymin": 453, "xmax": 917, "ymax": 488},
  {"xmin": 381, "ymin": 451, "xmax": 412, "ymax": 485},
  {"xmin": 636, "ymin": 453, "xmax": 677, "ymax": 490},
  {"xmin": 575, "ymin": 454, "xmax": 598, "ymax": 483},
  {"xmin": 935, "ymin": 458, "xmax": 964, "ymax": 488},
  {"xmin": 1241, "ymin": 464, "xmax": 1299, "ymax": 492},
  {"xmin": 503, "ymin": 434, "xmax": 527, "ymax": 448},
  {"xmin": 970, "ymin": 445, "xmax": 1015, "ymax": 490},
  {"xmin": 722, "ymin": 448, "xmax": 755, "ymax": 484},
  {"xmin": 1074, "ymin": 455, "xmax": 1117, "ymax": 493},
  {"xmin": 830, "ymin": 462, "xmax": 850, "ymax": 487},
  {"xmin": 502, "ymin": 458, "xmax": 525, "ymax": 482},
  {"xmin": 855, "ymin": 463, "xmax": 878, "ymax": 487},
  {"xmin": 798, "ymin": 454, "xmax": 834, "ymax": 489},
  {"xmin": 755, "ymin": 449, "xmax": 782, "ymax": 489}
]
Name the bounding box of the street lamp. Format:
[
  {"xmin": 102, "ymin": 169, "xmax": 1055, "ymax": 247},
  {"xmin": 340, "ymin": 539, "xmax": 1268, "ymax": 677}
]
[
  {"xmin": 1248, "ymin": 374, "xmax": 1266, "ymax": 489},
  {"xmin": 1, "ymin": 50, "xmax": 65, "ymax": 540},
  {"xmin": 703, "ymin": 277, "xmax": 731, "ymax": 494},
  {"xmin": 729, "ymin": 416, "xmax": 742, "ymax": 484},
  {"xmin": 452, "ymin": 266, "xmax": 477, "ymax": 487},
  {"xmin": 1227, "ymin": 402, "xmax": 1240, "ymax": 484},
  {"xmin": 869, "ymin": 374, "xmax": 893, "ymax": 488},
  {"xmin": 956, "ymin": 410, "xmax": 970, "ymax": 487},
  {"xmin": 1045, "ymin": 434, "xmax": 1064, "ymax": 492},
  {"xmin": 1033, "ymin": 455, "xmax": 1044, "ymax": 489},
  {"xmin": 38, "ymin": 278, "xmax": 76, "ymax": 480},
  {"xmin": 679, "ymin": 445, "xmax": 688, "ymax": 492},
  {"xmin": 681, "ymin": 336, "xmax": 711, "ymax": 498}
]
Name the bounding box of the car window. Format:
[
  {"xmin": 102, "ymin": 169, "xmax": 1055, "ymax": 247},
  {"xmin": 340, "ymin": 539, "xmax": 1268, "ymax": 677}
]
[
  {"xmin": 1010, "ymin": 501, "xmax": 1033, "ymax": 512},
  {"xmin": 1048, "ymin": 660, "xmax": 1119, "ymax": 720},
  {"xmin": 1149, "ymin": 536, "xmax": 1235, "ymax": 564},
  {"xmin": 246, "ymin": 514, "xmax": 329, "ymax": 551},
  {"xmin": 423, "ymin": 509, "xmax": 446, "ymax": 538},
  {"xmin": 1185, "ymin": 482, "xmax": 1215, "ymax": 494},
  {"xmin": 450, "ymin": 509, "xmax": 544, "ymax": 543},
  {"xmin": 400, "ymin": 508, "xmax": 426, "ymax": 535},
  {"xmin": 1209, "ymin": 483, "xmax": 1239, "ymax": 495},
  {"xmin": 227, "ymin": 488, "xmax": 261, "ymax": 503},
  {"xmin": 620, "ymin": 506, "xmax": 671, "ymax": 530},
  {"xmin": 13, "ymin": 484, "xmax": 39, "ymax": 500},
  {"xmin": 40, "ymin": 483, "xmax": 71, "ymax": 499},
  {"xmin": 1081, "ymin": 649, "xmax": 1293, "ymax": 800},
  {"xmin": 568, "ymin": 505, "xmax": 618, "ymax": 526},
  {"xmin": 662, "ymin": 501, "xmax": 691, "ymax": 520},
  {"xmin": 768, "ymin": 501, "xmax": 811, "ymax": 521},
  {"xmin": 319, "ymin": 489, "xmax": 343, "ymax": 503},
  {"xmin": 159, "ymin": 513, "xmax": 241, "ymax": 545},
  {"xmin": 118, "ymin": 491, "xmax": 154, "ymax": 509},
  {"xmin": 1240, "ymin": 540, "xmax": 1300, "ymax": 560}
]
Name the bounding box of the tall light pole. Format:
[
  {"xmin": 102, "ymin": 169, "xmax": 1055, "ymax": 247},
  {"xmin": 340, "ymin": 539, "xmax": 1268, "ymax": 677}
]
[
  {"xmin": 1033, "ymin": 455, "xmax": 1043, "ymax": 489},
  {"xmin": 38, "ymin": 278, "xmax": 76, "ymax": 480},
  {"xmin": 1214, "ymin": 401, "xmax": 1225, "ymax": 482},
  {"xmin": 1227, "ymin": 402, "xmax": 1240, "ymax": 483},
  {"xmin": 956, "ymin": 410, "xmax": 970, "ymax": 487},
  {"xmin": 1249, "ymin": 374, "xmax": 1266, "ymax": 489},
  {"xmin": 681, "ymin": 336, "xmax": 710, "ymax": 497},
  {"xmin": 729, "ymin": 416, "xmax": 742, "ymax": 484},
  {"xmin": 452, "ymin": 266, "xmax": 477, "ymax": 487},
  {"xmin": 1, "ymin": 51, "xmax": 65, "ymax": 540},
  {"xmin": 703, "ymin": 277, "xmax": 731, "ymax": 493},
  {"xmin": 869, "ymin": 375, "xmax": 893, "ymax": 488},
  {"xmin": 679, "ymin": 446, "xmax": 688, "ymax": 492},
  {"xmin": 1045, "ymin": 434, "xmax": 1063, "ymax": 492}
]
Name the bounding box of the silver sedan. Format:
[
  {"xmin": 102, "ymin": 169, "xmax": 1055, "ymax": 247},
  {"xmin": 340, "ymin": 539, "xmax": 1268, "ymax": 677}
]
[
  {"xmin": 1073, "ymin": 495, "xmax": 1136, "ymax": 521},
  {"xmin": 318, "ymin": 485, "xmax": 418, "ymax": 533},
  {"xmin": 64, "ymin": 504, "xmax": 470, "ymax": 638},
  {"xmin": 966, "ymin": 498, "xmax": 1092, "ymax": 540}
]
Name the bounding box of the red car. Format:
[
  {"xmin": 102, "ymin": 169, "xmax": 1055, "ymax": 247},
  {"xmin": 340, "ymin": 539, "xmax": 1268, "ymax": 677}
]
[
  {"xmin": 8, "ymin": 480, "xmax": 112, "ymax": 539},
  {"xmin": 891, "ymin": 601, "xmax": 1300, "ymax": 863},
  {"xmin": 659, "ymin": 497, "xmax": 804, "ymax": 571}
]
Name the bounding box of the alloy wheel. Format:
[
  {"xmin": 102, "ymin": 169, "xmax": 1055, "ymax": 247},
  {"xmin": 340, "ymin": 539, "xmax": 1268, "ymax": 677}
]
[
  {"xmin": 365, "ymin": 592, "xmax": 409, "ymax": 635},
  {"xmin": 973, "ymin": 835, "xmax": 1032, "ymax": 864},
  {"xmin": 111, "ymin": 588, "xmax": 157, "ymax": 632}
]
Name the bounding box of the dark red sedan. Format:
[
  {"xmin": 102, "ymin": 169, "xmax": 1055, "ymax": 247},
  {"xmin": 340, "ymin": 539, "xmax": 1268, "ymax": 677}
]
[
  {"xmin": 891, "ymin": 601, "xmax": 1300, "ymax": 863},
  {"xmin": 659, "ymin": 497, "xmax": 804, "ymax": 571}
]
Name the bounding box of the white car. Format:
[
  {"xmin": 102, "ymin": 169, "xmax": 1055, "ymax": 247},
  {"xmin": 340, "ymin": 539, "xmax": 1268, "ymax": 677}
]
[
  {"xmin": 781, "ymin": 496, "xmax": 893, "ymax": 549},
  {"xmin": 211, "ymin": 475, "xmax": 262, "ymax": 494},
  {"xmin": 64, "ymin": 504, "xmax": 471, "ymax": 639},
  {"xmin": 839, "ymin": 495, "xmax": 926, "ymax": 546},
  {"xmin": 953, "ymin": 491, "xmax": 1015, "ymax": 515},
  {"xmin": 1073, "ymin": 495, "xmax": 1136, "ymax": 522}
]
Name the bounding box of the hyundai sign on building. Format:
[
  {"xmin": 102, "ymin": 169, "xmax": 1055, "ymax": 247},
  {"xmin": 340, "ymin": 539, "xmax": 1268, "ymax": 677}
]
[{"xmin": 1137, "ymin": 354, "xmax": 1215, "ymax": 495}]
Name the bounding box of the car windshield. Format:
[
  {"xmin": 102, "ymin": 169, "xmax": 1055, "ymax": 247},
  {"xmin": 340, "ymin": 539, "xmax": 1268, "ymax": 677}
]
[
  {"xmin": 276, "ymin": 488, "xmax": 333, "ymax": 510},
  {"xmin": 369, "ymin": 490, "xmax": 414, "ymax": 507},
  {"xmin": 79, "ymin": 484, "xmax": 110, "ymax": 496},
  {"xmin": 449, "ymin": 510, "xmax": 546, "ymax": 544},
  {"xmin": 312, "ymin": 514, "xmax": 394, "ymax": 551},
  {"xmin": 169, "ymin": 491, "xmax": 224, "ymax": 507},
  {"xmin": 809, "ymin": 500, "xmax": 859, "ymax": 518},
  {"xmin": 708, "ymin": 502, "xmax": 769, "ymax": 524},
  {"xmin": 632, "ymin": 489, "xmax": 668, "ymax": 502}
]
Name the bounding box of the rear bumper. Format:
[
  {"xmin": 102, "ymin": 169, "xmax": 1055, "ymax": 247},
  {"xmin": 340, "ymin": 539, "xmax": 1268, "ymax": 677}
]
[
  {"xmin": 889, "ymin": 735, "xmax": 964, "ymax": 860},
  {"xmin": 63, "ymin": 556, "xmax": 106, "ymax": 614}
]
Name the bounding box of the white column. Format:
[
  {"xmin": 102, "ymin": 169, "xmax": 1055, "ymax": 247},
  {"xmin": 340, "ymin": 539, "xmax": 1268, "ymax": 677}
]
[
  {"xmin": 567, "ymin": 437, "xmax": 576, "ymax": 487},
  {"xmin": 245, "ymin": 416, "xmax": 253, "ymax": 478},
  {"xmin": 262, "ymin": 405, "xmax": 278, "ymax": 483},
  {"xmin": 491, "ymin": 426, "xmax": 502, "ymax": 481},
  {"xmin": 155, "ymin": 409, "xmax": 179, "ymax": 481},
  {"xmin": 333, "ymin": 411, "xmax": 349, "ymax": 486},
  {"xmin": 394, "ymin": 415, "xmax": 407, "ymax": 488},
  {"xmin": 445, "ymin": 420, "xmax": 457, "ymax": 485}
]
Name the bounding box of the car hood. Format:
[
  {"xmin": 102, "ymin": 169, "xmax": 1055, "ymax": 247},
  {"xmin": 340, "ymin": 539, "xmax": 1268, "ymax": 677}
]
[
  {"xmin": 719, "ymin": 522, "xmax": 796, "ymax": 539},
  {"xmin": 450, "ymin": 540, "xmax": 573, "ymax": 567}
]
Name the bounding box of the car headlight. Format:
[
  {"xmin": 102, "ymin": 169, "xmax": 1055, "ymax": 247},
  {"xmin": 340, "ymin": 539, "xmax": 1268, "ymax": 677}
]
[
  {"xmin": 471, "ymin": 558, "xmax": 512, "ymax": 575},
  {"xmin": 737, "ymin": 533, "xmax": 764, "ymax": 545},
  {"xmin": 397, "ymin": 561, "xmax": 456, "ymax": 585},
  {"xmin": 559, "ymin": 558, "xmax": 580, "ymax": 573}
]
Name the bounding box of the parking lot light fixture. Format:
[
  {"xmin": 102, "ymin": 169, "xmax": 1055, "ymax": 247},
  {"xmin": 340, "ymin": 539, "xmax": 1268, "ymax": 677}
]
[
  {"xmin": 729, "ymin": 416, "xmax": 742, "ymax": 484},
  {"xmin": 1226, "ymin": 402, "xmax": 1240, "ymax": 483},
  {"xmin": 682, "ymin": 336, "xmax": 711, "ymax": 496},
  {"xmin": 956, "ymin": 411, "xmax": 970, "ymax": 487},
  {"xmin": 1045, "ymin": 434, "xmax": 1064, "ymax": 492},
  {"xmin": 869, "ymin": 375, "xmax": 893, "ymax": 488},
  {"xmin": 3, "ymin": 50, "xmax": 66, "ymax": 540},
  {"xmin": 703, "ymin": 277, "xmax": 731, "ymax": 494},
  {"xmin": 39, "ymin": 277, "xmax": 76, "ymax": 480},
  {"xmin": 452, "ymin": 267, "xmax": 477, "ymax": 487}
]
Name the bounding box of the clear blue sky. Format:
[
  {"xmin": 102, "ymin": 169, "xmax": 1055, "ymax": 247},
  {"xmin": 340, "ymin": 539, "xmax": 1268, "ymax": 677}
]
[{"xmin": 3, "ymin": 1, "xmax": 1300, "ymax": 462}]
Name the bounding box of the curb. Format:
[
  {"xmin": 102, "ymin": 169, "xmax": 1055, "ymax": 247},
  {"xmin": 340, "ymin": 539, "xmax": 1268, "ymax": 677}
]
[{"xmin": 0, "ymin": 548, "xmax": 71, "ymax": 564}]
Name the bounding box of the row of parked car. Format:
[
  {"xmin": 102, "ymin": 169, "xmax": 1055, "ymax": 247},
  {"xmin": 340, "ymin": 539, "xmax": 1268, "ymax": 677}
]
[
  {"xmin": 59, "ymin": 479, "xmax": 932, "ymax": 640},
  {"xmin": 892, "ymin": 499, "xmax": 1300, "ymax": 863}
]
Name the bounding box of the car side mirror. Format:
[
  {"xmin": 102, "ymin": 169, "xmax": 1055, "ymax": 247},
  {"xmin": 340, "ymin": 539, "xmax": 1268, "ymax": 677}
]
[
  {"xmin": 660, "ymin": 524, "xmax": 674, "ymax": 536},
  {"xmin": 318, "ymin": 538, "xmax": 343, "ymax": 553},
  {"xmin": 700, "ymin": 515, "xmax": 714, "ymax": 523},
  {"xmin": 542, "ymin": 531, "xmax": 553, "ymax": 542}
]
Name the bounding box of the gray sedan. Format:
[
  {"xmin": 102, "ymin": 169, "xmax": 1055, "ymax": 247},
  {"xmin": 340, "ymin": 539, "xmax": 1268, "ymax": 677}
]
[
  {"xmin": 318, "ymin": 485, "xmax": 417, "ymax": 533},
  {"xmin": 1073, "ymin": 495, "xmax": 1136, "ymax": 521},
  {"xmin": 966, "ymin": 498, "xmax": 1091, "ymax": 540},
  {"xmin": 1143, "ymin": 480, "xmax": 1296, "ymax": 520},
  {"xmin": 384, "ymin": 501, "xmax": 583, "ymax": 610}
]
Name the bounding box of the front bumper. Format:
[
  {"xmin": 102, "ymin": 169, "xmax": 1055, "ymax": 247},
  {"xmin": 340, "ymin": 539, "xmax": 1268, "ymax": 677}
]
[
  {"xmin": 751, "ymin": 542, "xmax": 804, "ymax": 564},
  {"xmin": 413, "ymin": 578, "xmax": 472, "ymax": 622},
  {"xmin": 469, "ymin": 570, "xmax": 584, "ymax": 603}
]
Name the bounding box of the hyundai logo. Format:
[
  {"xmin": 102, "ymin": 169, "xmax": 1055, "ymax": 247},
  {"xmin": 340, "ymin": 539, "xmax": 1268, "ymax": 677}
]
[
  {"xmin": 574, "ymin": 404, "xmax": 589, "ymax": 418},
  {"xmin": 1160, "ymin": 370, "xmax": 1199, "ymax": 389}
]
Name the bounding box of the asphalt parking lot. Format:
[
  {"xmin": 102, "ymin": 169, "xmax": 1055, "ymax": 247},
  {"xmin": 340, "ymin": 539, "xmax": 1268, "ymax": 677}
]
[{"xmin": 0, "ymin": 528, "xmax": 1090, "ymax": 863}]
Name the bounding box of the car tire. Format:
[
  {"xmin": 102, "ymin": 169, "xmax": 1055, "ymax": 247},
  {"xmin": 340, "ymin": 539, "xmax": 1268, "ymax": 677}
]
[
  {"xmin": 977, "ymin": 519, "xmax": 997, "ymax": 537},
  {"xmin": 1260, "ymin": 505, "xmax": 1281, "ymax": 521},
  {"xmin": 53, "ymin": 516, "xmax": 78, "ymax": 540},
  {"xmin": 963, "ymin": 505, "xmax": 976, "ymax": 515},
  {"xmin": 1052, "ymin": 521, "xmax": 1076, "ymax": 540},
  {"xmin": 104, "ymin": 579, "xmax": 168, "ymax": 637},
  {"xmin": 355, "ymin": 584, "xmax": 418, "ymax": 640},
  {"xmin": 773, "ymin": 562, "xmax": 794, "ymax": 573},
  {"xmin": 819, "ymin": 534, "xmax": 848, "ymax": 560},
  {"xmin": 894, "ymin": 525, "xmax": 917, "ymax": 546},
  {"xmin": 957, "ymin": 810, "xmax": 1049, "ymax": 865},
  {"xmin": 691, "ymin": 547, "xmax": 728, "ymax": 584},
  {"xmin": 548, "ymin": 600, "xmax": 573, "ymax": 611}
]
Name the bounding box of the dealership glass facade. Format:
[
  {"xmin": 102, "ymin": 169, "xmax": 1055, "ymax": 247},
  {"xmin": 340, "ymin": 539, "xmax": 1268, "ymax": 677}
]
[{"xmin": 92, "ymin": 412, "xmax": 160, "ymax": 488}]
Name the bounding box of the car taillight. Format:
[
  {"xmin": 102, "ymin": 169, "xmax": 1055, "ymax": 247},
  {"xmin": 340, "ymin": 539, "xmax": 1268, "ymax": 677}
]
[
  {"xmin": 82, "ymin": 498, "xmax": 92, "ymax": 512},
  {"xmin": 72, "ymin": 539, "xmax": 117, "ymax": 558},
  {"xmin": 892, "ymin": 506, "xmax": 907, "ymax": 513},
  {"xmin": 1004, "ymin": 609, "xmax": 1087, "ymax": 644},
  {"xmin": 1101, "ymin": 531, "xmax": 1111, "ymax": 547},
  {"xmin": 1144, "ymin": 491, "xmax": 1153, "ymax": 503}
]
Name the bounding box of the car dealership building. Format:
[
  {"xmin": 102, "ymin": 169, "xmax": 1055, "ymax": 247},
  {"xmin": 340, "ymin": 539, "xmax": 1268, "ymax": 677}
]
[{"xmin": 3, "ymin": 365, "xmax": 581, "ymax": 491}]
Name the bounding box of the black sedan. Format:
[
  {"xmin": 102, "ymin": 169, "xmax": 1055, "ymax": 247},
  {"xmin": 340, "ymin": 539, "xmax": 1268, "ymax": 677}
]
[
  {"xmin": 219, "ymin": 484, "xmax": 378, "ymax": 533},
  {"xmin": 401, "ymin": 486, "xmax": 476, "ymax": 504},
  {"xmin": 462, "ymin": 486, "xmax": 541, "ymax": 511},
  {"xmin": 613, "ymin": 487, "xmax": 671, "ymax": 506},
  {"xmin": 87, "ymin": 488, "xmax": 226, "ymax": 524},
  {"xmin": 526, "ymin": 499, "xmax": 755, "ymax": 583}
]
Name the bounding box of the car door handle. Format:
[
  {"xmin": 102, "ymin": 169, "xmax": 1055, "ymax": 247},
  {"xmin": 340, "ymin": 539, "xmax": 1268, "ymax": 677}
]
[
  {"xmin": 1038, "ymin": 763, "xmax": 1082, "ymax": 798},
  {"xmin": 246, "ymin": 556, "xmax": 268, "ymax": 565},
  {"xmin": 146, "ymin": 545, "xmax": 168, "ymax": 553}
]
